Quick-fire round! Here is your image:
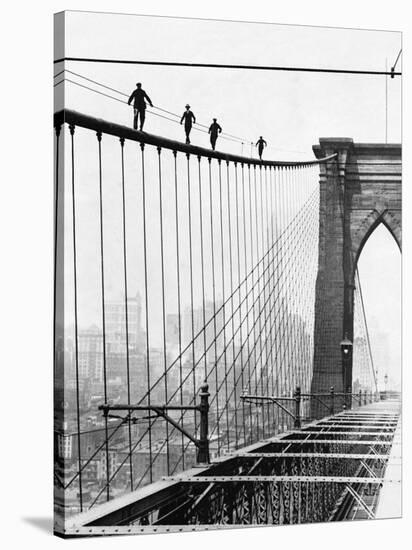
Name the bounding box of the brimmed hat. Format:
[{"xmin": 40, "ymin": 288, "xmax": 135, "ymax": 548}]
[{"xmin": 185, "ymin": 104, "xmax": 190, "ymax": 108}]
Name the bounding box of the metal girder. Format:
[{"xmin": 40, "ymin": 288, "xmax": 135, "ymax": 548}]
[
  {"xmin": 315, "ymin": 423, "xmax": 397, "ymax": 427},
  {"xmin": 359, "ymin": 460, "xmax": 378, "ymax": 478},
  {"xmin": 316, "ymin": 418, "xmax": 398, "ymax": 426},
  {"xmin": 162, "ymin": 475, "xmax": 398, "ymax": 484},
  {"xmin": 345, "ymin": 485, "xmax": 375, "ymax": 519},
  {"xmin": 295, "ymin": 430, "xmax": 394, "ymax": 436},
  {"xmin": 59, "ymin": 523, "xmax": 261, "ymax": 536},
  {"xmin": 58, "ymin": 401, "xmax": 400, "ymax": 533},
  {"xmin": 233, "ymin": 453, "xmax": 391, "ymax": 459},
  {"xmin": 335, "ymin": 415, "xmax": 397, "ymax": 419},
  {"xmin": 267, "ymin": 439, "xmax": 392, "ymax": 446},
  {"xmin": 335, "ymin": 413, "xmax": 397, "ymax": 417}
]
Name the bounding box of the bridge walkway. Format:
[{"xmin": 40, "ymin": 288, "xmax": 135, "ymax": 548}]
[{"xmin": 60, "ymin": 398, "xmax": 401, "ymax": 536}]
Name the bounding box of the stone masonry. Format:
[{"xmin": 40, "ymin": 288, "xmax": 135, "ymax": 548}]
[{"xmin": 310, "ymin": 138, "xmax": 401, "ymax": 416}]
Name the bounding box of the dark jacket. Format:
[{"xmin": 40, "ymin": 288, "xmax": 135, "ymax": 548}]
[
  {"xmin": 128, "ymin": 88, "xmax": 153, "ymax": 110},
  {"xmin": 180, "ymin": 110, "xmax": 196, "ymax": 127},
  {"xmin": 209, "ymin": 122, "xmax": 222, "ymax": 136}
]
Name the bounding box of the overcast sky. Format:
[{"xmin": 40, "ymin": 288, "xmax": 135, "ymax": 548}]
[{"xmin": 56, "ymin": 12, "xmax": 401, "ymax": 389}]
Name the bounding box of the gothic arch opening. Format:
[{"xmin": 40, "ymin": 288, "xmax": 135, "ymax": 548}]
[
  {"xmin": 351, "ymin": 210, "xmax": 401, "ymax": 281},
  {"xmin": 353, "ymin": 223, "xmax": 401, "ymax": 393}
]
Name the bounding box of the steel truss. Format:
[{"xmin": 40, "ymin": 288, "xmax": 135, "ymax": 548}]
[{"xmin": 59, "ymin": 402, "xmax": 400, "ymax": 535}]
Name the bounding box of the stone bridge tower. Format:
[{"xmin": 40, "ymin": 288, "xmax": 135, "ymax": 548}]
[{"xmin": 310, "ymin": 138, "xmax": 401, "ymax": 410}]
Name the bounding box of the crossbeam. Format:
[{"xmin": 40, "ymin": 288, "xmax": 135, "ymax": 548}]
[
  {"xmin": 334, "ymin": 413, "xmax": 398, "ymax": 418},
  {"xmin": 162, "ymin": 475, "xmax": 399, "ymax": 484},
  {"xmin": 264, "ymin": 439, "xmax": 392, "ymax": 446},
  {"xmin": 288, "ymin": 430, "xmax": 394, "ymax": 436},
  {"xmin": 317, "ymin": 420, "xmax": 397, "ymax": 428},
  {"xmin": 232, "ymin": 453, "xmax": 392, "ymax": 459}
]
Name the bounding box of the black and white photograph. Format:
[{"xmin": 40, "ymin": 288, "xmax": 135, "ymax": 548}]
[
  {"xmin": 4, "ymin": 3, "xmax": 411, "ymax": 547},
  {"xmin": 52, "ymin": 10, "xmax": 402, "ymax": 536}
]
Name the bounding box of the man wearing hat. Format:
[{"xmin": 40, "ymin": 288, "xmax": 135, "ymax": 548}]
[
  {"xmin": 208, "ymin": 118, "xmax": 222, "ymax": 151},
  {"xmin": 256, "ymin": 136, "xmax": 268, "ymax": 160},
  {"xmin": 180, "ymin": 104, "xmax": 196, "ymax": 144},
  {"xmin": 127, "ymin": 82, "xmax": 153, "ymax": 131}
]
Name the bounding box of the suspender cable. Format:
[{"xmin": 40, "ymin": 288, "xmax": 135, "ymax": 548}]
[
  {"xmin": 268, "ymin": 166, "xmax": 277, "ymax": 424},
  {"xmin": 140, "ymin": 143, "xmax": 153, "ymax": 483},
  {"xmin": 96, "ymin": 130, "xmax": 110, "ymax": 503},
  {"xmin": 208, "ymin": 158, "xmax": 220, "ymax": 453},
  {"xmin": 264, "ymin": 167, "xmax": 272, "ymax": 432},
  {"xmin": 207, "ymin": 187, "xmax": 319, "ymax": 442},
  {"xmin": 198, "ymin": 156, "xmax": 208, "ymax": 382},
  {"xmin": 241, "ymin": 163, "xmax": 253, "ymax": 443},
  {"xmin": 284, "ymin": 167, "xmax": 293, "ymax": 407},
  {"xmin": 234, "ymin": 163, "xmax": 247, "ymax": 444},
  {"xmin": 208, "ymin": 188, "xmax": 319, "ymax": 441},
  {"xmin": 119, "ymin": 137, "xmax": 134, "ymax": 490},
  {"xmin": 54, "ymin": 125, "xmax": 61, "ymax": 377},
  {"xmin": 248, "ymin": 164, "xmax": 260, "ymax": 440},
  {"xmin": 69, "ymin": 124, "xmax": 83, "ymax": 511},
  {"xmin": 281, "ymin": 167, "xmax": 290, "ymax": 424},
  {"xmin": 272, "ymin": 166, "xmax": 281, "ymax": 430},
  {"xmin": 62, "ymin": 115, "xmax": 327, "ymax": 503},
  {"xmin": 257, "ymin": 165, "xmax": 268, "ymax": 434},
  {"xmin": 226, "ymin": 161, "xmax": 239, "ymax": 445},
  {"xmin": 263, "ymin": 166, "xmax": 274, "ymax": 432},
  {"xmin": 217, "ymin": 159, "xmax": 230, "ymax": 450},
  {"xmin": 288, "ymin": 167, "xmax": 298, "ymax": 394},
  {"xmin": 173, "ymin": 150, "xmax": 185, "ymax": 469},
  {"xmin": 355, "ymin": 269, "xmax": 378, "ymax": 393},
  {"xmin": 186, "ymin": 153, "xmax": 198, "ymax": 439},
  {"xmin": 157, "ymin": 146, "xmax": 170, "ymax": 475}
]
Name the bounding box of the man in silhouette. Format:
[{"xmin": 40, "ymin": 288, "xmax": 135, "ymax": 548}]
[
  {"xmin": 256, "ymin": 136, "xmax": 267, "ymax": 160},
  {"xmin": 127, "ymin": 82, "xmax": 153, "ymax": 131},
  {"xmin": 209, "ymin": 118, "xmax": 222, "ymax": 151},
  {"xmin": 180, "ymin": 104, "xmax": 196, "ymax": 144}
]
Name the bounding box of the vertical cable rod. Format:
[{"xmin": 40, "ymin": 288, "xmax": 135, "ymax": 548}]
[
  {"xmin": 119, "ymin": 137, "xmax": 134, "ymax": 490},
  {"xmin": 217, "ymin": 159, "xmax": 230, "ymax": 450},
  {"xmin": 186, "ymin": 153, "xmax": 198, "ymax": 438},
  {"xmin": 157, "ymin": 146, "xmax": 170, "ymax": 474},
  {"xmin": 198, "ymin": 156, "xmax": 208, "ymax": 382},
  {"xmin": 226, "ymin": 161, "xmax": 239, "ymax": 445},
  {"xmin": 248, "ymin": 164, "xmax": 260, "ymax": 441},
  {"xmin": 173, "ymin": 150, "xmax": 185, "ymax": 470},
  {"xmin": 234, "ymin": 163, "xmax": 247, "ymax": 444},
  {"xmin": 69, "ymin": 124, "xmax": 83, "ymax": 511},
  {"xmin": 140, "ymin": 143, "xmax": 153, "ymax": 483},
  {"xmin": 96, "ymin": 130, "xmax": 110, "ymax": 503},
  {"xmin": 208, "ymin": 158, "xmax": 220, "ymax": 453},
  {"xmin": 241, "ymin": 163, "xmax": 253, "ymax": 443}
]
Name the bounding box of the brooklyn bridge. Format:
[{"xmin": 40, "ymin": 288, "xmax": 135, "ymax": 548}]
[{"xmin": 53, "ymin": 108, "xmax": 401, "ymax": 535}]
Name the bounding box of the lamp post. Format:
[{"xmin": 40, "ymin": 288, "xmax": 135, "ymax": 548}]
[
  {"xmin": 340, "ymin": 334, "xmax": 353, "ymax": 409},
  {"xmin": 384, "ymin": 373, "xmax": 389, "ymax": 395}
]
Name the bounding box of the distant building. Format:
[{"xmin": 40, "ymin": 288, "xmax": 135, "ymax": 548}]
[
  {"xmin": 106, "ymin": 294, "xmax": 143, "ymax": 353},
  {"xmin": 78, "ymin": 325, "xmax": 103, "ymax": 381}
]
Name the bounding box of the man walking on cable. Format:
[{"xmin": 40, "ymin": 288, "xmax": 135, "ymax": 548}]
[
  {"xmin": 208, "ymin": 118, "xmax": 222, "ymax": 151},
  {"xmin": 180, "ymin": 104, "xmax": 196, "ymax": 144},
  {"xmin": 127, "ymin": 82, "xmax": 153, "ymax": 131},
  {"xmin": 256, "ymin": 136, "xmax": 268, "ymax": 160}
]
